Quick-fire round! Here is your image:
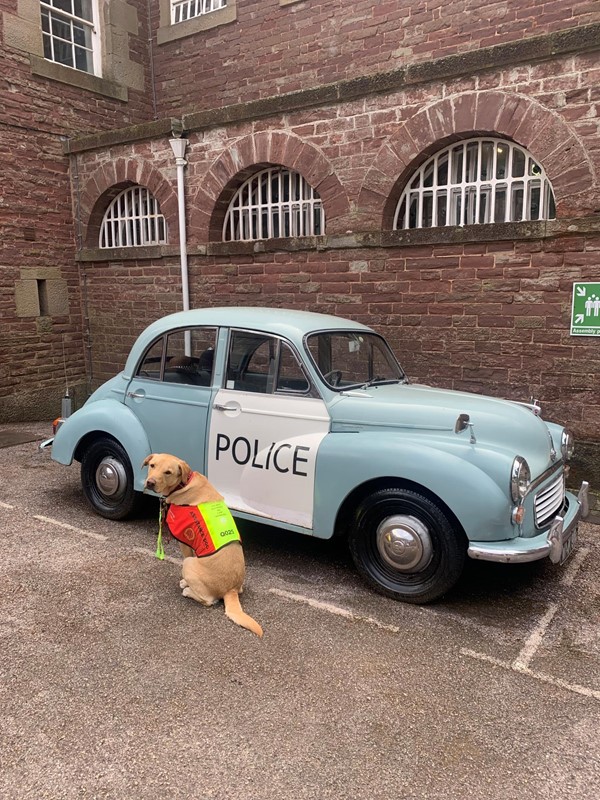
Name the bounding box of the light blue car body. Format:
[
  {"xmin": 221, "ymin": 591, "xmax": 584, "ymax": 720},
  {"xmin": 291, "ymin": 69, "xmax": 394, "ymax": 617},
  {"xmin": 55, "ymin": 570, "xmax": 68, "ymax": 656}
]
[{"xmin": 51, "ymin": 307, "xmax": 588, "ymax": 566}]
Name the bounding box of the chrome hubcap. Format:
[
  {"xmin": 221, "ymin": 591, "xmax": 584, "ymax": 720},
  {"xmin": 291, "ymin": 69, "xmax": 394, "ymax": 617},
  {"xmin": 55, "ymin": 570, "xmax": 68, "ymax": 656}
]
[
  {"xmin": 376, "ymin": 515, "xmax": 433, "ymax": 573},
  {"xmin": 95, "ymin": 457, "xmax": 127, "ymax": 500}
]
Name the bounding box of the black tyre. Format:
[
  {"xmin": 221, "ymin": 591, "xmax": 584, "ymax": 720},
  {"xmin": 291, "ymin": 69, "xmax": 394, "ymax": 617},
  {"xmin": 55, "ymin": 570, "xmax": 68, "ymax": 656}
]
[
  {"xmin": 349, "ymin": 487, "xmax": 466, "ymax": 603},
  {"xmin": 81, "ymin": 438, "xmax": 139, "ymax": 520}
]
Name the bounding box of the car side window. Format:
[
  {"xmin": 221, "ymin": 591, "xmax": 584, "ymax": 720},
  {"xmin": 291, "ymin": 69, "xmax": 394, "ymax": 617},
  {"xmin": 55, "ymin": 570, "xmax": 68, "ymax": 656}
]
[
  {"xmin": 137, "ymin": 328, "xmax": 217, "ymax": 386},
  {"xmin": 276, "ymin": 342, "xmax": 310, "ymax": 394},
  {"xmin": 225, "ymin": 331, "xmax": 311, "ymax": 395},
  {"xmin": 137, "ymin": 337, "xmax": 164, "ymax": 379},
  {"xmin": 226, "ymin": 331, "xmax": 275, "ymax": 393}
]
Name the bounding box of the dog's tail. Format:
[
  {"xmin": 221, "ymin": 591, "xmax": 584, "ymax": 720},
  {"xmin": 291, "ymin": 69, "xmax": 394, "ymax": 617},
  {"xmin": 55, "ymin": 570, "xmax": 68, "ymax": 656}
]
[{"xmin": 223, "ymin": 589, "xmax": 263, "ymax": 638}]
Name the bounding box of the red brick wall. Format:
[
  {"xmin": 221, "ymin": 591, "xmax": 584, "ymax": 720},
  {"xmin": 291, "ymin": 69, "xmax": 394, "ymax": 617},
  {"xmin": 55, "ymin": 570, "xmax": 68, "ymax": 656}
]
[
  {"xmin": 65, "ymin": 30, "xmax": 600, "ymax": 480},
  {"xmin": 79, "ymin": 234, "xmax": 600, "ymax": 450},
  {"xmin": 0, "ymin": 0, "xmax": 154, "ymax": 420},
  {"xmin": 152, "ymin": 0, "xmax": 600, "ymax": 115}
]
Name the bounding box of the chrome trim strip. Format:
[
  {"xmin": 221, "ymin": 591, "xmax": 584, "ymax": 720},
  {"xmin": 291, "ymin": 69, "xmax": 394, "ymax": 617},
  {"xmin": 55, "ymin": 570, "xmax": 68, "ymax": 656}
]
[
  {"xmin": 579, "ymin": 481, "xmax": 590, "ymax": 518},
  {"xmin": 526, "ymin": 461, "xmax": 563, "ymax": 495},
  {"xmin": 39, "ymin": 437, "xmax": 54, "ymax": 450},
  {"xmin": 468, "ymin": 540, "xmax": 553, "ymax": 564}
]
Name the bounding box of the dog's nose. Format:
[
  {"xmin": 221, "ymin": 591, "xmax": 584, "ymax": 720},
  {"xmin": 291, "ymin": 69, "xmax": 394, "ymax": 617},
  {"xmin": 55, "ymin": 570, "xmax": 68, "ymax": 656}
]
[{"xmin": 145, "ymin": 478, "xmax": 155, "ymax": 489}]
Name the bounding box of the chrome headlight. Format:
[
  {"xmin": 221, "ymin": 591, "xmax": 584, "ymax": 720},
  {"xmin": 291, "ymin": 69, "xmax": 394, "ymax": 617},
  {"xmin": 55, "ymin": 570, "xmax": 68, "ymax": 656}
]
[
  {"xmin": 510, "ymin": 456, "xmax": 531, "ymax": 503},
  {"xmin": 561, "ymin": 429, "xmax": 575, "ymax": 461}
]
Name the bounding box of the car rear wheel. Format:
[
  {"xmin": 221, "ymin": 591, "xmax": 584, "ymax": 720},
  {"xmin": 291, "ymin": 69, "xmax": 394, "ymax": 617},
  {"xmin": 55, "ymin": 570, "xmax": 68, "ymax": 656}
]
[
  {"xmin": 81, "ymin": 438, "xmax": 139, "ymax": 520},
  {"xmin": 349, "ymin": 487, "xmax": 466, "ymax": 603}
]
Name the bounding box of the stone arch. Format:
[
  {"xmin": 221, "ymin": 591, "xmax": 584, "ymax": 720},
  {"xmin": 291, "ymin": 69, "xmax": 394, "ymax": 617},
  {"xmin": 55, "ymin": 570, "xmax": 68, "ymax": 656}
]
[
  {"xmin": 189, "ymin": 131, "xmax": 351, "ymax": 241},
  {"xmin": 80, "ymin": 158, "xmax": 178, "ymax": 248},
  {"xmin": 358, "ymin": 91, "xmax": 596, "ymax": 228}
]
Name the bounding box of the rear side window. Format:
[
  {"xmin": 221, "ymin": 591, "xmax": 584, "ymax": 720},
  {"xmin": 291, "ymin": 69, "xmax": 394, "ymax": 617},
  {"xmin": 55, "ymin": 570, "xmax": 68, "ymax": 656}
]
[{"xmin": 136, "ymin": 328, "xmax": 217, "ymax": 386}]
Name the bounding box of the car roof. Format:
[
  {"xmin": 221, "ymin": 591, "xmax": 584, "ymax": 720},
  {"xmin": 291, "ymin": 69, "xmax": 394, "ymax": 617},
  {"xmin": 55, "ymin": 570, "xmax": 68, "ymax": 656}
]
[{"xmin": 141, "ymin": 306, "xmax": 372, "ymax": 341}]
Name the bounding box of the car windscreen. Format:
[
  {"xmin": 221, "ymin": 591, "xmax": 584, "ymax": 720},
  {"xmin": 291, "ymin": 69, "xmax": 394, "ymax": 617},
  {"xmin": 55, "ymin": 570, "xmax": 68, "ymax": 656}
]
[{"xmin": 306, "ymin": 331, "xmax": 406, "ymax": 390}]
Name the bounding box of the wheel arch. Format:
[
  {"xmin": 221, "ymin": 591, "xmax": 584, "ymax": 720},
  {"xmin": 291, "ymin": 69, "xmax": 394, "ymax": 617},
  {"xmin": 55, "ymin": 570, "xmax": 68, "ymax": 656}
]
[
  {"xmin": 51, "ymin": 401, "xmax": 152, "ymax": 491},
  {"xmin": 332, "ymin": 476, "xmax": 466, "ymax": 542}
]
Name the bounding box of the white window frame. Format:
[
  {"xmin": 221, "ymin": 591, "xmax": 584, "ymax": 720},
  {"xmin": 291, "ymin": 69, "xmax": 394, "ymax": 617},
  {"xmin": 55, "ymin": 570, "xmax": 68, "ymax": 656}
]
[
  {"xmin": 40, "ymin": 0, "xmax": 101, "ymax": 76},
  {"xmin": 171, "ymin": 0, "xmax": 227, "ymax": 25},
  {"xmin": 394, "ymin": 138, "xmax": 556, "ymax": 230},
  {"xmin": 223, "ymin": 167, "xmax": 325, "ymax": 242},
  {"xmin": 99, "ymin": 187, "xmax": 168, "ymax": 249}
]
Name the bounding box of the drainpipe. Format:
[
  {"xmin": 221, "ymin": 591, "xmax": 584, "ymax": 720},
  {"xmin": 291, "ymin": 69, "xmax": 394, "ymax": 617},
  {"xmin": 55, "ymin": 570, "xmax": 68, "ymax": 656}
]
[{"xmin": 169, "ymin": 134, "xmax": 190, "ymax": 315}]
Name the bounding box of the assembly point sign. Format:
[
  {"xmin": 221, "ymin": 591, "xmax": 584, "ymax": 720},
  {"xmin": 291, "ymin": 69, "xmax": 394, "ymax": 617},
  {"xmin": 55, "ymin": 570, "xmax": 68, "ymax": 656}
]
[{"xmin": 571, "ymin": 282, "xmax": 600, "ymax": 336}]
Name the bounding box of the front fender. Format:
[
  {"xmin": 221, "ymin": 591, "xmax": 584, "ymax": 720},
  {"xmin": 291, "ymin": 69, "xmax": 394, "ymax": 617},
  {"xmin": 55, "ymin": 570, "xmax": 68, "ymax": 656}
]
[
  {"xmin": 51, "ymin": 400, "xmax": 151, "ymax": 492},
  {"xmin": 313, "ymin": 432, "xmax": 512, "ymax": 543}
]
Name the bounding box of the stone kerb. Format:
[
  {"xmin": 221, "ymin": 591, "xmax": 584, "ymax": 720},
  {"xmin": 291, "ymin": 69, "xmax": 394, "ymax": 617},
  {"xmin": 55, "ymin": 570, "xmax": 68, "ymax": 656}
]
[
  {"xmin": 190, "ymin": 131, "xmax": 351, "ymax": 242},
  {"xmin": 358, "ymin": 91, "xmax": 596, "ymax": 228}
]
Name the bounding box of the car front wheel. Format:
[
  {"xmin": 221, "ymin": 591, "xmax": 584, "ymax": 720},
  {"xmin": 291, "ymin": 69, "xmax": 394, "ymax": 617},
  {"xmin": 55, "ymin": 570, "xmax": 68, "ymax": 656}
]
[
  {"xmin": 349, "ymin": 487, "xmax": 466, "ymax": 604},
  {"xmin": 81, "ymin": 438, "xmax": 139, "ymax": 520}
]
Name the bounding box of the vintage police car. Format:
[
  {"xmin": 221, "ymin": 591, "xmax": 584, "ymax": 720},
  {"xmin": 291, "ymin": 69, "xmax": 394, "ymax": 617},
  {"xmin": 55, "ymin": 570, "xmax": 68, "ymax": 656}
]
[{"xmin": 49, "ymin": 307, "xmax": 589, "ymax": 603}]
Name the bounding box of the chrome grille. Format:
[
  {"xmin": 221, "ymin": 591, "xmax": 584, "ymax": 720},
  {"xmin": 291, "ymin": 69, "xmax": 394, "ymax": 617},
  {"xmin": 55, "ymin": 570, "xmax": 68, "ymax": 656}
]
[{"xmin": 534, "ymin": 472, "xmax": 565, "ymax": 528}]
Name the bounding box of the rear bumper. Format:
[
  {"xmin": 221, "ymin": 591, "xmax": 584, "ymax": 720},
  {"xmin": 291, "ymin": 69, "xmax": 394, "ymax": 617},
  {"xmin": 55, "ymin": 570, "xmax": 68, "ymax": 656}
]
[{"xmin": 467, "ymin": 481, "xmax": 589, "ymax": 564}]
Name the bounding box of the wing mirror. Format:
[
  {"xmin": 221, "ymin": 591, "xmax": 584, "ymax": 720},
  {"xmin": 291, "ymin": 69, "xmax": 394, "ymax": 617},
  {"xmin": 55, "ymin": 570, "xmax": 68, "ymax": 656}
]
[{"xmin": 454, "ymin": 413, "xmax": 476, "ymax": 443}]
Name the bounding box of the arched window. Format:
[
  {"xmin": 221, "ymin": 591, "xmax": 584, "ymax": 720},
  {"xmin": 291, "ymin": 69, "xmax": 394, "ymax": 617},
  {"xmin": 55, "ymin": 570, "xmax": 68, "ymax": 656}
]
[
  {"xmin": 99, "ymin": 186, "xmax": 167, "ymax": 248},
  {"xmin": 223, "ymin": 167, "xmax": 324, "ymax": 242},
  {"xmin": 394, "ymin": 138, "xmax": 556, "ymax": 229}
]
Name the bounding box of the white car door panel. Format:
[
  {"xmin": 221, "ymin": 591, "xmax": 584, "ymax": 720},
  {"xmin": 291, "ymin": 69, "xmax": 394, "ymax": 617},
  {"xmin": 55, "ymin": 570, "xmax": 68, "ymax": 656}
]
[{"xmin": 208, "ymin": 389, "xmax": 330, "ymax": 528}]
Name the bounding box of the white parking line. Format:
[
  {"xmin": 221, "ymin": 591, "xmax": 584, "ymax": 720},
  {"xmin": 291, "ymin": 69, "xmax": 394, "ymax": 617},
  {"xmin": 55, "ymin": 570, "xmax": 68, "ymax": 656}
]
[
  {"xmin": 512, "ymin": 601, "xmax": 559, "ymax": 670},
  {"xmin": 33, "ymin": 514, "xmax": 108, "ymax": 542},
  {"xmin": 561, "ymin": 546, "xmax": 590, "ymax": 586},
  {"xmin": 0, "ymin": 501, "xmax": 14, "ymax": 509},
  {"xmin": 462, "ymin": 547, "xmax": 598, "ymax": 701},
  {"xmin": 269, "ymin": 588, "xmax": 402, "ymax": 634},
  {"xmin": 462, "ymin": 648, "xmax": 600, "ymax": 702}
]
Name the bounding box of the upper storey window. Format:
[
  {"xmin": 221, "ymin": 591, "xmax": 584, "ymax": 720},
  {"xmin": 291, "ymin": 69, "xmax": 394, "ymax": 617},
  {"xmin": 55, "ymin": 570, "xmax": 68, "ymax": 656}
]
[
  {"xmin": 99, "ymin": 187, "xmax": 167, "ymax": 249},
  {"xmin": 172, "ymin": 0, "xmax": 227, "ymax": 25},
  {"xmin": 223, "ymin": 167, "xmax": 325, "ymax": 242},
  {"xmin": 40, "ymin": 0, "xmax": 98, "ymax": 74},
  {"xmin": 394, "ymin": 138, "xmax": 556, "ymax": 229}
]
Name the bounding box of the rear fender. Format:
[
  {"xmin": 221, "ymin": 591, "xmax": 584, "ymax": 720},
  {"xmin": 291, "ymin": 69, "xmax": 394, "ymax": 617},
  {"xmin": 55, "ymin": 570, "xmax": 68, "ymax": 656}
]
[{"xmin": 51, "ymin": 401, "xmax": 151, "ymax": 492}]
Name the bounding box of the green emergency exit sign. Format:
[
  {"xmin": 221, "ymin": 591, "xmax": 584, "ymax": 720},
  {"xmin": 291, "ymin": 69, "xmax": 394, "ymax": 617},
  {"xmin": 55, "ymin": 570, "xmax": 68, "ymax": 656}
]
[{"xmin": 571, "ymin": 282, "xmax": 600, "ymax": 336}]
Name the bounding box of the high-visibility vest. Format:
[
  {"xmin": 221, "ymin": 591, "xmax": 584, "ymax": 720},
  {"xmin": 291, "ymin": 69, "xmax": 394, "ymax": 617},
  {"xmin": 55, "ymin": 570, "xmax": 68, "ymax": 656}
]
[{"xmin": 165, "ymin": 500, "xmax": 241, "ymax": 558}]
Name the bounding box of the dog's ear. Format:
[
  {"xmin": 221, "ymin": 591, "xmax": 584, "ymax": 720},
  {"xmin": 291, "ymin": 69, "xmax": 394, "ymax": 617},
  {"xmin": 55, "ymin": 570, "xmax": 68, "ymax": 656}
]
[
  {"xmin": 142, "ymin": 454, "xmax": 154, "ymax": 468},
  {"xmin": 178, "ymin": 459, "xmax": 192, "ymax": 484}
]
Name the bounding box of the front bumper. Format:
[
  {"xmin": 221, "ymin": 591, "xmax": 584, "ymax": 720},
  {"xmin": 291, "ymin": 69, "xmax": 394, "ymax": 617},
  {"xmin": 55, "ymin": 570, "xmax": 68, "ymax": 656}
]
[{"xmin": 467, "ymin": 481, "xmax": 589, "ymax": 564}]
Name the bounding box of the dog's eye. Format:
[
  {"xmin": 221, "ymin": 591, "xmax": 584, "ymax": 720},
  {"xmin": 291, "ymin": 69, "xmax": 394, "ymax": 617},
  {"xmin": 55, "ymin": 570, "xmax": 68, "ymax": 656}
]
[{"xmin": 165, "ymin": 470, "xmax": 172, "ymax": 475}]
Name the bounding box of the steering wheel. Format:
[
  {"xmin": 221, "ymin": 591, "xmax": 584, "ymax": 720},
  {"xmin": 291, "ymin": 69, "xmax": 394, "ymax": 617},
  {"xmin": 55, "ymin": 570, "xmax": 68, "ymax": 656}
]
[{"xmin": 323, "ymin": 369, "xmax": 342, "ymax": 387}]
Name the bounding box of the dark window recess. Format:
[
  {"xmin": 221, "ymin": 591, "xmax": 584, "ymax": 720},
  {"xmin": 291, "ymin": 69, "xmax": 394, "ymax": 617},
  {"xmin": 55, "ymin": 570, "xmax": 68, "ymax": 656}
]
[{"xmin": 37, "ymin": 280, "xmax": 49, "ymax": 316}]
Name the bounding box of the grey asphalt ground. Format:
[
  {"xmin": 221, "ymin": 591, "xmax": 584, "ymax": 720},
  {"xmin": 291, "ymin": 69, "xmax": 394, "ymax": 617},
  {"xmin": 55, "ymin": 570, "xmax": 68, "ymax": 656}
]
[{"xmin": 1, "ymin": 421, "xmax": 599, "ymax": 800}]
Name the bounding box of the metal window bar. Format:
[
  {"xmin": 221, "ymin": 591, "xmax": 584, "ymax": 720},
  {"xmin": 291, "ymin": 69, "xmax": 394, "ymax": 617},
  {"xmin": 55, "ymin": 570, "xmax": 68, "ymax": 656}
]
[
  {"xmin": 172, "ymin": 0, "xmax": 226, "ymax": 25},
  {"xmin": 394, "ymin": 138, "xmax": 555, "ymax": 230},
  {"xmin": 99, "ymin": 187, "xmax": 168, "ymax": 248},
  {"xmin": 223, "ymin": 167, "xmax": 324, "ymax": 242}
]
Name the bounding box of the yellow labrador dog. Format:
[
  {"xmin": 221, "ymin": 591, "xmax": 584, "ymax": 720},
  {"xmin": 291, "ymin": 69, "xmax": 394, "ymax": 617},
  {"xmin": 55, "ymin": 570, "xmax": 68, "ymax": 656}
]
[{"xmin": 143, "ymin": 453, "xmax": 263, "ymax": 637}]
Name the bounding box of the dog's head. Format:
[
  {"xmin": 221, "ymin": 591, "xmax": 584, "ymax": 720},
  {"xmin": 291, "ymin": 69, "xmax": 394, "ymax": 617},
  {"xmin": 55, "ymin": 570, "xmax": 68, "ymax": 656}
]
[{"xmin": 142, "ymin": 453, "xmax": 192, "ymax": 496}]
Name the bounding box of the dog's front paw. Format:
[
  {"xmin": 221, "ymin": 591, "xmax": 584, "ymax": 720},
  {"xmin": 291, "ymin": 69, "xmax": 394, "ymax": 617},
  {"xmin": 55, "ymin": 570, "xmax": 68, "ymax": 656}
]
[
  {"xmin": 179, "ymin": 578, "xmax": 189, "ymax": 589},
  {"xmin": 182, "ymin": 586, "xmax": 192, "ymax": 598}
]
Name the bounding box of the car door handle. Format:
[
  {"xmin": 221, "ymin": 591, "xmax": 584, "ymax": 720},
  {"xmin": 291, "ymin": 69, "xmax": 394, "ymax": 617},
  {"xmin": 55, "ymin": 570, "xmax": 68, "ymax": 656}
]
[
  {"xmin": 213, "ymin": 402, "xmax": 240, "ymax": 412},
  {"xmin": 127, "ymin": 390, "xmax": 145, "ymax": 399}
]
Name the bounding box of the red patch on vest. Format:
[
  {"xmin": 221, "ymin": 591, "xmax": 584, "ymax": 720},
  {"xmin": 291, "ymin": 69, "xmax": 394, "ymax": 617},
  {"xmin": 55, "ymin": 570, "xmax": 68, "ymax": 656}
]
[{"xmin": 166, "ymin": 505, "xmax": 215, "ymax": 557}]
